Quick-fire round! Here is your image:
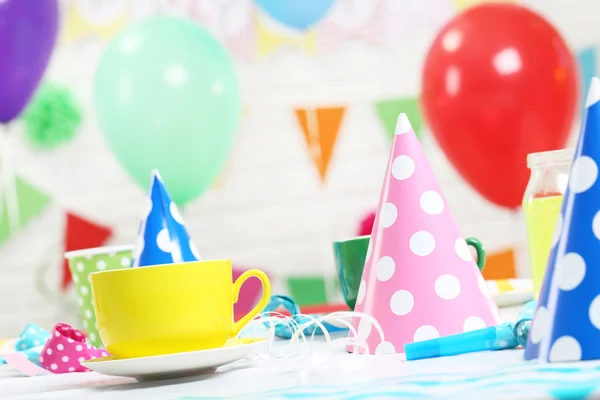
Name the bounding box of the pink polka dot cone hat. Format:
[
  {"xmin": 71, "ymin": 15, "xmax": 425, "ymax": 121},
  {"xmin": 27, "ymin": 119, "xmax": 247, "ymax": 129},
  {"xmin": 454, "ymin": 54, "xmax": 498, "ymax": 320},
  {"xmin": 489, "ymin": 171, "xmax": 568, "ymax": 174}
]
[
  {"xmin": 525, "ymin": 77, "xmax": 600, "ymax": 363},
  {"xmin": 349, "ymin": 113, "xmax": 500, "ymax": 355}
]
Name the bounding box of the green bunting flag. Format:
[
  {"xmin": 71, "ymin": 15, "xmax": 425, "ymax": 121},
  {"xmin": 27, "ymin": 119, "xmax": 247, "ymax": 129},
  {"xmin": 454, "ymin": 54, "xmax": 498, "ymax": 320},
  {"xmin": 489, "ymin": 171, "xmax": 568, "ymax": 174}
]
[
  {"xmin": 287, "ymin": 276, "xmax": 330, "ymax": 306},
  {"xmin": 0, "ymin": 176, "xmax": 51, "ymax": 243},
  {"xmin": 375, "ymin": 97, "xmax": 423, "ymax": 141}
]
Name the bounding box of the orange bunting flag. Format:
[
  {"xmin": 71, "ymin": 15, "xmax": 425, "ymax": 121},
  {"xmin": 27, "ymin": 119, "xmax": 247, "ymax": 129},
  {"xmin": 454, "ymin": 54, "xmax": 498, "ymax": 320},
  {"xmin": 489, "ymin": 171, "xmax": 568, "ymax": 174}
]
[
  {"xmin": 481, "ymin": 248, "xmax": 517, "ymax": 280},
  {"xmin": 295, "ymin": 107, "xmax": 346, "ymax": 182}
]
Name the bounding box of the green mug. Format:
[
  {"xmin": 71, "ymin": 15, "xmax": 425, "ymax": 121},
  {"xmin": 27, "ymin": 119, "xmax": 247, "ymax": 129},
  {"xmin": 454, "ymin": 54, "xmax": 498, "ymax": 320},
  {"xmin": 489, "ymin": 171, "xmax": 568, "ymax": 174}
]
[{"xmin": 333, "ymin": 235, "xmax": 486, "ymax": 310}]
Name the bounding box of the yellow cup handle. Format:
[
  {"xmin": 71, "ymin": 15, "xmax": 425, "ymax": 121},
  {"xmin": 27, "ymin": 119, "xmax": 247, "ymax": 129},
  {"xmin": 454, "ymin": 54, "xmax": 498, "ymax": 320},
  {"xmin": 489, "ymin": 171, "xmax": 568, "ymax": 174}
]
[{"xmin": 231, "ymin": 269, "xmax": 271, "ymax": 337}]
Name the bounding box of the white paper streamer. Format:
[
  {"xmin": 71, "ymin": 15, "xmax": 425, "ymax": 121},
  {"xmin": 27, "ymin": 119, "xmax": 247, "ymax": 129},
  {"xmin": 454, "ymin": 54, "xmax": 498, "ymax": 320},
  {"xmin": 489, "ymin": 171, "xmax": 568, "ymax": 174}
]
[{"xmin": 236, "ymin": 310, "xmax": 385, "ymax": 374}]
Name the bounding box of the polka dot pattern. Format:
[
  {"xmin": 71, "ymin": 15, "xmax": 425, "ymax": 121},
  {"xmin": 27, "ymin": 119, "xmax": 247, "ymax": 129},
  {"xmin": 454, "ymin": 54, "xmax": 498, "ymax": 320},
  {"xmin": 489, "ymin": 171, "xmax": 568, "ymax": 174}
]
[
  {"xmin": 156, "ymin": 228, "xmax": 172, "ymax": 253},
  {"xmin": 549, "ymin": 336, "xmax": 582, "ymax": 362},
  {"xmin": 524, "ymin": 116, "xmax": 600, "ymax": 362},
  {"xmin": 590, "ymin": 295, "xmax": 600, "ymax": 330},
  {"xmin": 454, "ymin": 239, "xmax": 473, "ymax": 262},
  {"xmin": 463, "ymin": 316, "xmax": 486, "ymax": 332},
  {"xmin": 376, "ymin": 256, "xmax": 395, "ymax": 282},
  {"xmin": 420, "ymin": 191, "xmax": 444, "ymax": 215},
  {"xmin": 357, "ymin": 319, "xmax": 372, "ymax": 340},
  {"xmin": 392, "ymin": 155, "xmax": 415, "ymax": 180},
  {"xmin": 529, "ymin": 307, "xmax": 548, "ymax": 345},
  {"xmin": 96, "ymin": 260, "xmax": 107, "ymax": 270},
  {"xmin": 348, "ymin": 113, "xmax": 500, "ymax": 356},
  {"xmin": 375, "ymin": 341, "xmax": 396, "ymax": 355},
  {"xmin": 66, "ymin": 247, "xmax": 133, "ymax": 348},
  {"xmin": 414, "ymin": 325, "xmax": 440, "ymax": 342},
  {"xmin": 132, "ymin": 171, "xmax": 203, "ymax": 267},
  {"xmin": 556, "ymin": 253, "xmax": 586, "ymax": 291},
  {"xmin": 552, "ymin": 213, "xmax": 563, "ymax": 248},
  {"xmin": 409, "ymin": 231, "xmax": 435, "ymax": 256},
  {"xmin": 38, "ymin": 323, "xmax": 109, "ymax": 374},
  {"xmin": 568, "ymin": 156, "xmax": 598, "ymax": 194},
  {"xmin": 435, "ymin": 274, "xmax": 461, "ymax": 300},
  {"xmin": 380, "ymin": 203, "xmax": 398, "ymax": 228},
  {"xmin": 169, "ymin": 202, "xmax": 185, "ymax": 225},
  {"xmin": 190, "ymin": 240, "xmax": 202, "ymax": 260},
  {"xmin": 14, "ymin": 323, "xmax": 50, "ymax": 354},
  {"xmin": 390, "ymin": 290, "xmax": 414, "ymax": 316}
]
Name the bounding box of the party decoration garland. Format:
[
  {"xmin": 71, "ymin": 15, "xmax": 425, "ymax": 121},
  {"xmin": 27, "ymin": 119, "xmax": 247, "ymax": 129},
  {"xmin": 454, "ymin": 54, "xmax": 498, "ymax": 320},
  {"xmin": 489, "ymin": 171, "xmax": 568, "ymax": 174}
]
[{"xmin": 21, "ymin": 83, "xmax": 82, "ymax": 149}]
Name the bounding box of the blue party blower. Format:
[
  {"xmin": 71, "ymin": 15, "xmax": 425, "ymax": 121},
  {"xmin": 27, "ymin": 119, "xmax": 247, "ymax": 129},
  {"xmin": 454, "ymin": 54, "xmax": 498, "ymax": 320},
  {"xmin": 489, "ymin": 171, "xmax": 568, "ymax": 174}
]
[
  {"xmin": 405, "ymin": 323, "xmax": 518, "ymax": 361},
  {"xmin": 405, "ymin": 300, "xmax": 536, "ymax": 361},
  {"xmin": 132, "ymin": 170, "xmax": 202, "ymax": 267}
]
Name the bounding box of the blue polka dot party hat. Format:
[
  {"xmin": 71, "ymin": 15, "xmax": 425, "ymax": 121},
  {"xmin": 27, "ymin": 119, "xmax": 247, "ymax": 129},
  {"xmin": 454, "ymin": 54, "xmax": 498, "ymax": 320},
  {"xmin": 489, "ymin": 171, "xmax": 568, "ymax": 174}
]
[
  {"xmin": 524, "ymin": 77, "xmax": 600, "ymax": 363},
  {"xmin": 131, "ymin": 170, "xmax": 202, "ymax": 267}
]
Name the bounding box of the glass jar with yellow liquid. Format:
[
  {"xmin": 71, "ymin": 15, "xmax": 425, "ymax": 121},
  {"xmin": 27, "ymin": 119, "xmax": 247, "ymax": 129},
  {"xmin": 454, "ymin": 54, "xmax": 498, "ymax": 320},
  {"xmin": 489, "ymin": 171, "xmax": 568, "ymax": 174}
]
[{"xmin": 523, "ymin": 149, "xmax": 572, "ymax": 299}]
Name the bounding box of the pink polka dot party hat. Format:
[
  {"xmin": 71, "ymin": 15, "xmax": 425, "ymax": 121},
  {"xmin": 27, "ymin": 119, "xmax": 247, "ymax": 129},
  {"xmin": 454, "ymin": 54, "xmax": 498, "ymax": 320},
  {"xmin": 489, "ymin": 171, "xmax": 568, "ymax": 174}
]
[{"xmin": 350, "ymin": 113, "xmax": 501, "ymax": 355}]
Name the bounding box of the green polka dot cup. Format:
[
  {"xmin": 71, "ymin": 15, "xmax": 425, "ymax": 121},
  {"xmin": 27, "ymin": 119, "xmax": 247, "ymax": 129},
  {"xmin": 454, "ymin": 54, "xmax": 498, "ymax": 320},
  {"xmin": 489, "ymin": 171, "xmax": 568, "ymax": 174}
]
[{"xmin": 65, "ymin": 245, "xmax": 133, "ymax": 348}]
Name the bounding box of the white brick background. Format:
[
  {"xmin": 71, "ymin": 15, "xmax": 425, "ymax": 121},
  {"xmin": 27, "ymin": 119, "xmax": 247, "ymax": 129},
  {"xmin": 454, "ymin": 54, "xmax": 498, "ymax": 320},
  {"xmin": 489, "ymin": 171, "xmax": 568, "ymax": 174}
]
[{"xmin": 0, "ymin": 0, "xmax": 595, "ymax": 336}]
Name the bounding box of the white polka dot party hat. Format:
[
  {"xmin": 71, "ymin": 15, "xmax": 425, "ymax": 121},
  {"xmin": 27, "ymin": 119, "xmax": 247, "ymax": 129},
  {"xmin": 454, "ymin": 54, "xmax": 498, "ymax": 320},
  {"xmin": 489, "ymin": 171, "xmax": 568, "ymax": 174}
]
[
  {"xmin": 524, "ymin": 77, "xmax": 600, "ymax": 363},
  {"xmin": 131, "ymin": 170, "xmax": 202, "ymax": 267},
  {"xmin": 350, "ymin": 114, "xmax": 500, "ymax": 355}
]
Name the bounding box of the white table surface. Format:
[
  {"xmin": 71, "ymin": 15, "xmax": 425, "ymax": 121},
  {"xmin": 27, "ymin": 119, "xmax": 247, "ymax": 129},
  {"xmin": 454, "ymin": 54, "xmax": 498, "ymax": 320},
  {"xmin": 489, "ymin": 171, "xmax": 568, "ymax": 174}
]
[{"xmin": 4, "ymin": 307, "xmax": 599, "ymax": 400}]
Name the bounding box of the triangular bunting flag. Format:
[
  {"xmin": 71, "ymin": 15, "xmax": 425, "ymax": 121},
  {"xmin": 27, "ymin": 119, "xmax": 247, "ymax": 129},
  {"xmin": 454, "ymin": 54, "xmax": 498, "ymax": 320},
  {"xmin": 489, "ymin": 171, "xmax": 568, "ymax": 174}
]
[
  {"xmin": 482, "ymin": 248, "xmax": 517, "ymax": 280},
  {"xmin": 60, "ymin": 0, "xmax": 128, "ymax": 43},
  {"xmin": 287, "ymin": 276, "xmax": 329, "ymax": 306},
  {"xmin": 132, "ymin": 170, "xmax": 201, "ymax": 267},
  {"xmin": 256, "ymin": 16, "xmax": 315, "ymax": 58},
  {"xmin": 295, "ymin": 106, "xmax": 345, "ymax": 182},
  {"xmin": 453, "ymin": 0, "xmax": 517, "ymax": 12},
  {"xmin": 578, "ymin": 47, "xmax": 597, "ymax": 113},
  {"xmin": 375, "ymin": 97, "xmax": 423, "ymax": 142},
  {"xmin": 0, "ymin": 176, "xmax": 51, "ymax": 244},
  {"xmin": 61, "ymin": 212, "xmax": 113, "ymax": 291}
]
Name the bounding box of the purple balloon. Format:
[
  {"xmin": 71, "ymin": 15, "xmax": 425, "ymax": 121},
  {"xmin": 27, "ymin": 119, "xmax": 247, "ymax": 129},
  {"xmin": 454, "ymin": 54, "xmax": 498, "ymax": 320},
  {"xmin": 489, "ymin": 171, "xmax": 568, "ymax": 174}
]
[{"xmin": 0, "ymin": 0, "xmax": 59, "ymax": 123}]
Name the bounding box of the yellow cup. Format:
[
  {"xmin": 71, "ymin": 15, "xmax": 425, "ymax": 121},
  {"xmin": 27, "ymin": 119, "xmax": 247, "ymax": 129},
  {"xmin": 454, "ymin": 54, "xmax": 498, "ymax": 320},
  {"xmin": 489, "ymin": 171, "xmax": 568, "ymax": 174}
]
[{"xmin": 90, "ymin": 260, "xmax": 271, "ymax": 359}]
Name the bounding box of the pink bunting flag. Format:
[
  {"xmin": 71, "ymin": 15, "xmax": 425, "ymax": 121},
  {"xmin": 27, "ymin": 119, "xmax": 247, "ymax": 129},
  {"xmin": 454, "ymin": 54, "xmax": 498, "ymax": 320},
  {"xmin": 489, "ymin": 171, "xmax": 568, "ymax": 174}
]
[
  {"xmin": 193, "ymin": 0, "xmax": 254, "ymax": 61},
  {"xmin": 383, "ymin": 0, "xmax": 453, "ymax": 41},
  {"xmin": 319, "ymin": 0, "xmax": 383, "ymax": 51}
]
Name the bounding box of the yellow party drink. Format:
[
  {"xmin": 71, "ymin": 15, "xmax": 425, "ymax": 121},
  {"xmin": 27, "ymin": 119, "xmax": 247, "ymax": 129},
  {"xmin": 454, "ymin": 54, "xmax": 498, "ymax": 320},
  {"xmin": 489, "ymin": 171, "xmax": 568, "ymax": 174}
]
[
  {"xmin": 523, "ymin": 149, "xmax": 571, "ymax": 299},
  {"xmin": 524, "ymin": 195, "xmax": 563, "ymax": 299}
]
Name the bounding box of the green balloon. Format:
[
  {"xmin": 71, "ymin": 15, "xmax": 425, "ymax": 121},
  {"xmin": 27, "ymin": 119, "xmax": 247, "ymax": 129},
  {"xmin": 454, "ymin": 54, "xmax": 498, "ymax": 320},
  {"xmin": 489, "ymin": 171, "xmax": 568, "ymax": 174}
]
[{"xmin": 94, "ymin": 16, "xmax": 240, "ymax": 204}]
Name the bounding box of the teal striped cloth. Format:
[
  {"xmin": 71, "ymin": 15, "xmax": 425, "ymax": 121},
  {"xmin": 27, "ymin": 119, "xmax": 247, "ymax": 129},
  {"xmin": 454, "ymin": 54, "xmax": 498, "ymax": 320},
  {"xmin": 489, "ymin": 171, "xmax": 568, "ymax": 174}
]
[{"xmin": 177, "ymin": 360, "xmax": 600, "ymax": 399}]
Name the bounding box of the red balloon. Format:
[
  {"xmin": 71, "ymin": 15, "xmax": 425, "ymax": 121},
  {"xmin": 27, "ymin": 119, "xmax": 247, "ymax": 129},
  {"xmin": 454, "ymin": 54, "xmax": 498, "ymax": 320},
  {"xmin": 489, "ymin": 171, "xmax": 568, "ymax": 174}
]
[{"xmin": 421, "ymin": 4, "xmax": 578, "ymax": 209}]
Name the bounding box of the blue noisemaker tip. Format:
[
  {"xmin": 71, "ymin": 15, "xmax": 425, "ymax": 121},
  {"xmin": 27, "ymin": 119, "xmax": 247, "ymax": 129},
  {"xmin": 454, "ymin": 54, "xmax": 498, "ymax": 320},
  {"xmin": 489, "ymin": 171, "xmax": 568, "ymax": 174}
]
[{"xmin": 405, "ymin": 323, "xmax": 519, "ymax": 361}]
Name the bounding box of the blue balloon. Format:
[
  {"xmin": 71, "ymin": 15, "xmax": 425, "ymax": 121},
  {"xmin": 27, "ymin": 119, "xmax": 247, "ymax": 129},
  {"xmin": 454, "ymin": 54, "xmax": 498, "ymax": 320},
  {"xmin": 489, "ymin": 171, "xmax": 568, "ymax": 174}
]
[{"xmin": 254, "ymin": 0, "xmax": 335, "ymax": 30}]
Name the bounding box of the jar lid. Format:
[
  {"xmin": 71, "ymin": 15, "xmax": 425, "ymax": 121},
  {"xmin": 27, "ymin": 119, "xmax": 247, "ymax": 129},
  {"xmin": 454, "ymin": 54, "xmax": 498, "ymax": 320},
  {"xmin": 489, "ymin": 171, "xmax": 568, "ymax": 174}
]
[{"xmin": 527, "ymin": 148, "xmax": 574, "ymax": 168}]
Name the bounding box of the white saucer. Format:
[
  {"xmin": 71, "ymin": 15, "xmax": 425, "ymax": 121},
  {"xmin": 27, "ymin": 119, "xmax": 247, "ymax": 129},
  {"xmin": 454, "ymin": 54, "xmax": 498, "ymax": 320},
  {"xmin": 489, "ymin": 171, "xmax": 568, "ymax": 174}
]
[
  {"xmin": 493, "ymin": 291, "xmax": 534, "ymax": 307},
  {"xmin": 82, "ymin": 338, "xmax": 264, "ymax": 380},
  {"xmin": 487, "ymin": 279, "xmax": 534, "ymax": 307}
]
